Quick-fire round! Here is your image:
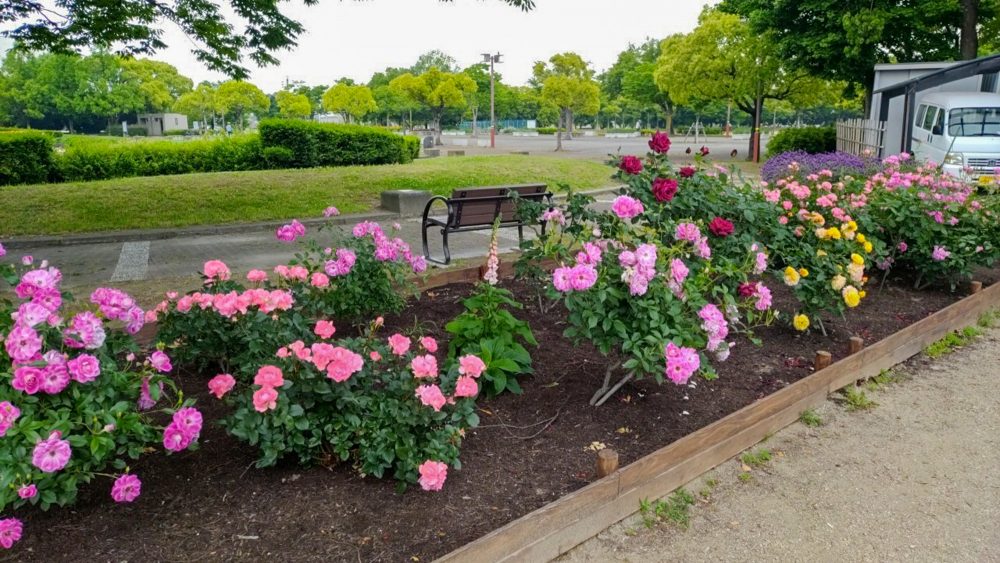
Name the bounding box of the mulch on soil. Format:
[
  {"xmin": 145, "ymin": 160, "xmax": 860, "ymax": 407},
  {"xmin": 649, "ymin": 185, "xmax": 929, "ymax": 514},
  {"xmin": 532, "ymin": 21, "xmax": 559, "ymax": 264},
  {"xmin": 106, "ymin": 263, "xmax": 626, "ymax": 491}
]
[{"xmin": 3, "ymin": 269, "xmax": 996, "ymax": 563}]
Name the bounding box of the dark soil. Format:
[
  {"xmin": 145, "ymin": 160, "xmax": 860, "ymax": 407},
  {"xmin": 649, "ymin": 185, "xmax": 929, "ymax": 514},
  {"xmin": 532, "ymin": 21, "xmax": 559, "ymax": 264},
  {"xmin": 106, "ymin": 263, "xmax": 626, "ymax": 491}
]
[{"xmin": 4, "ymin": 269, "xmax": 996, "ymax": 563}]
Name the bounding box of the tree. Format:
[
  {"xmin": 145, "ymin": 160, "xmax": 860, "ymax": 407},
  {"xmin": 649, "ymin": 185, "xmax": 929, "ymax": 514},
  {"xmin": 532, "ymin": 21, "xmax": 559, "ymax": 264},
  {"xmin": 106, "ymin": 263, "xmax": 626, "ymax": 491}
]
[
  {"xmin": 173, "ymin": 83, "xmax": 219, "ymax": 130},
  {"xmin": 121, "ymin": 59, "xmax": 193, "ymax": 113},
  {"xmin": 0, "ymin": 50, "xmax": 45, "ymax": 127},
  {"xmin": 602, "ymin": 38, "xmax": 679, "ymax": 133},
  {"xmin": 1, "ymin": 1, "xmax": 534, "ymax": 79},
  {"xmin": 321, "ymin": 82, "xmax": 377, "ymax": 123},
  {"xmin": 655, "ymin": 9, "xmax": 830, "ymax": 159},
  {"xmin": 275, "ymin": 90, "xmax": 312, "ymax": 119},
  {"xmin": 719, "ymin": 0, "xmax": 1000, "ymax": 99},
  {"xmin": 389, "ymin": 68, "xmax": 476, "ymax": 145},
  {"xmin": 411, "ymin": 50, "xmax": 459, "ymax": 74},
  {"xmin": 534, "ymin": 52, "xmax": 600, "ymax": 150},
  {"xmin": 80, "ymin": 53, "xmax": 145, "ymax": 132},
  {"xmin": 215, "ymin": 80, "xmax": 269, "ymax": 130}
]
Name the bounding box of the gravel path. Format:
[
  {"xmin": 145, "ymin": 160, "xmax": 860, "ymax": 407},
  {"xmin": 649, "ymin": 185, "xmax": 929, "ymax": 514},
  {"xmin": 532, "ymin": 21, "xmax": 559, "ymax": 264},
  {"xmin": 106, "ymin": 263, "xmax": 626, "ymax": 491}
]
[{"xmin": 561, "ymin": 327, "xmax": 1000, "ymax": 563}]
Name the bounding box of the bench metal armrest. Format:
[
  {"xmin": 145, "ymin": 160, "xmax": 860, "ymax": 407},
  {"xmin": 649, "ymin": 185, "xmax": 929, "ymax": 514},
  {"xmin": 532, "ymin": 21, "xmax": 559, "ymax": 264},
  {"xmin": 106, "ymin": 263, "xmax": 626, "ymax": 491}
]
[{"xmin": 422, "ymin": 195, "xmax": 454, "ymax": 227}]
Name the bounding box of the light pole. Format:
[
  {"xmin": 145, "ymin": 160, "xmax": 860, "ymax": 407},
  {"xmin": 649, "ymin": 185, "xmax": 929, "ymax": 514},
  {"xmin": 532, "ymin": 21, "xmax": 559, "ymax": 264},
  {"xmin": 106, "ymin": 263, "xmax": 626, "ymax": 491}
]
[{"xmin": 482, "ymin": 52, "xmax": 502, "ymax": 148}]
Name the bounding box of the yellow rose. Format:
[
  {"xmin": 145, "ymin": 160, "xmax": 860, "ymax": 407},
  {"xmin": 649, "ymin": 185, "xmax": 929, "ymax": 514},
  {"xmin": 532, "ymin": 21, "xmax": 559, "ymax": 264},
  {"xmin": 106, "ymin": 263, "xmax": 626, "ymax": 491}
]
[
  {"xmin": 810, "ymin": 213, "xmax": 825, "ymax": 226},
  {"xmin": 859, "ymin": 290, "xmax": 867, "ymax": 298},
  {"xmin": 827, "ymin": 227, "xmax": 842, "ymax": 240},
  {"xmin": 864, "ymin": 241, "xmax": 874, "ymax": 253},
  {"xmin": 842, "ymin": 286, "xmax": 861, "ymax": 308},
  {"xmin": 793, "ymin": 314, "xmax": 810, "ymax": 331},
  {"xmin": 816, "ymin": 249, "xmax": 828, "ymax": 257},
  {"xmin": 815, "ymin": 227, "xmax": 828, "ymax": 239},
  {"xmin": 783, "ymin": 266, "xmax": 801, "ymax": 286},
  {"xmin": 847, "ymin": 263, "xmax": 865, "ymax": 283},
  {"xmin": 856, "ymin": 234, "xmax": 867, "ymax": 243},
  {"xmin": 844, "ymin": 230, "xmax": 856, "ymax": 241},
  {"xmin": 831, "ymin": 275, "xmax": 847, "ymax": 291},
  {"xmin": 798, "ymin": 268, "xmax": 809, "ymax": 277},
  {"xmin": 850, "ymin": 253, "xmax": 864, "ymax": 265},
  {"xmin": 846, "ymin": 221, "xmax": 858, "ymax": 232}
]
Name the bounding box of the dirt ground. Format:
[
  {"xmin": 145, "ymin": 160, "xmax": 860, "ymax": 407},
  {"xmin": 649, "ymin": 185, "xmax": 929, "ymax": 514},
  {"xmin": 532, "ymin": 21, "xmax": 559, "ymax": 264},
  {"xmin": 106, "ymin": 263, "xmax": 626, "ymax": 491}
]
[{"xmin": 562, "ymin": 326, "xmax": 1000, "ymax": 563}]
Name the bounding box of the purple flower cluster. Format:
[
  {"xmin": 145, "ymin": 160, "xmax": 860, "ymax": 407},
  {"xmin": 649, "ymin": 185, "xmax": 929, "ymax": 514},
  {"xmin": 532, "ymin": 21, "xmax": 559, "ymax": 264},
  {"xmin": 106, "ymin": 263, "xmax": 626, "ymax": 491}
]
[
  {"xmin": 762, "ymin": 151, "xmax": 878, "ymax": 184},
  {"xmin": 162, "ymin": 407, "xmax": 203, "ymax": 452},
  {"xmin": 91, "ymin": 288, "xmax": 145, "ymax": 334},
  {"xmin": 352, "ymin": 221, "xmax": 427, "ymax": 273}
]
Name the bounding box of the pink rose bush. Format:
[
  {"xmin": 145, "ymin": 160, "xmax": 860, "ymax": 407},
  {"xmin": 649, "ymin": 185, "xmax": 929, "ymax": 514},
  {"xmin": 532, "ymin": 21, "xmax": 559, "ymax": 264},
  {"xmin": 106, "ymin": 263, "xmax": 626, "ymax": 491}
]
[
  {"xmin": 518, "ymin": 132, "xmax": 775, "ymax": 404},
  {"xmin": 0, "ymin": 256, "xmax": 200, "ymax": 550},
  {"xmin": 154, "ymin": 214, "xmax": 421, "ymax": 373},
  {"xmin": 218, "ymin": 318, "xmax": 483, "ymax": 489}
]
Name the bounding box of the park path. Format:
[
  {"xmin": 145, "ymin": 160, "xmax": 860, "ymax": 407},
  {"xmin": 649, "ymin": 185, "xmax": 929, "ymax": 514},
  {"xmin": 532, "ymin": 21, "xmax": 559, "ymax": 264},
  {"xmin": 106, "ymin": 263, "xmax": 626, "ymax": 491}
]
[{"xmin": 561, "ymin": 327, "xmax": 1000, "ymax": 563}]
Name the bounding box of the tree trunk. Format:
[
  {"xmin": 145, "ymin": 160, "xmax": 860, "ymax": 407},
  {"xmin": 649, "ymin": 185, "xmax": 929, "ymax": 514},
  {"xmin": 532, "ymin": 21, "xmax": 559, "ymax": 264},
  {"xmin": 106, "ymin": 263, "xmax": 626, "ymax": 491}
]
[
  {"xmin": 960, "ymin": 0, "xmax": 979, "ymax": 59},
  {"xmin": 752, "ymin": 95, "xmax": 764, "ymax": 162},
  {"xmin": 433, "ymin": 114, "xmax": 443, "ymax": 146},
  {"xmin": 566, "ymin": 108, "xmax": 574, "ymax": 140},
  {"xmin": 555, "ymin": 111, "xmax": 563, "ymax": 151}
]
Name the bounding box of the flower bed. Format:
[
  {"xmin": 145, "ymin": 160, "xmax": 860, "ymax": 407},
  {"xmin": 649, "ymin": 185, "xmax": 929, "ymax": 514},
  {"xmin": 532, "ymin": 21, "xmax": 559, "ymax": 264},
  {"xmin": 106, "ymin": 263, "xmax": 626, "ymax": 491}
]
[{"xmin": 1, "ymin": 269, "xmax": 994, "ymax": 560}]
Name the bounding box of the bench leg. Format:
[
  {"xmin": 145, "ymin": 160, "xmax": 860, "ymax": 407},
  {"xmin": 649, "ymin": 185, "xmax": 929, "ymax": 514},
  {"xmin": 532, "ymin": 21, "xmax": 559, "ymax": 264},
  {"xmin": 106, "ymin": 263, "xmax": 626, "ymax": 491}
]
[
  {"xmin": 422, "ymin": 222, "xmax": 446, "ymax": 265},
  {"xmin": 441, "ymin": 228, "xmax": 452, "ymax": 265}
]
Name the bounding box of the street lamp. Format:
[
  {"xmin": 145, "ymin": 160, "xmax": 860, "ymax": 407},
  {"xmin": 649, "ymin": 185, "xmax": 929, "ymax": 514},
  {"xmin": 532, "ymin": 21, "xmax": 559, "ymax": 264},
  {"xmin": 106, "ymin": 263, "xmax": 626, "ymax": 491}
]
[{"xmin": 481, "ymin": 52, "xmax": 502, "ymax": 149}]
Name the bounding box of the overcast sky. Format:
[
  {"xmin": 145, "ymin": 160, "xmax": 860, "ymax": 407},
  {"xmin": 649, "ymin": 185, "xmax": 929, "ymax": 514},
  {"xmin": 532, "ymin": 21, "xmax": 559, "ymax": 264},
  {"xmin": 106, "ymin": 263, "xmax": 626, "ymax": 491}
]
[{"xmin": 144, "ymin": 0, "xmax": 709, "ymax": 92}]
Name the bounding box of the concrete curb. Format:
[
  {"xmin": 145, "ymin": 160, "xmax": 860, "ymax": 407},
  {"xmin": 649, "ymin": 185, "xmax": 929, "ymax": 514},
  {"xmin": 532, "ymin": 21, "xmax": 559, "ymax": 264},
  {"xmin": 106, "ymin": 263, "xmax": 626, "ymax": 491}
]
[{"xmin": 2, "ymin": 186, "xmax": 622, "ymax": 249}]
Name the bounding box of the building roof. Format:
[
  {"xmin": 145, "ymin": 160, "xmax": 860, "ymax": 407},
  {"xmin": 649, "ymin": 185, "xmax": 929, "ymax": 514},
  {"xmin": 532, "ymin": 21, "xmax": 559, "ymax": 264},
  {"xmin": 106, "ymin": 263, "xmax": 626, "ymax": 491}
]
[{"xmin": 873, "ymin": 53, "xmax": 1000, "ymax": 97}]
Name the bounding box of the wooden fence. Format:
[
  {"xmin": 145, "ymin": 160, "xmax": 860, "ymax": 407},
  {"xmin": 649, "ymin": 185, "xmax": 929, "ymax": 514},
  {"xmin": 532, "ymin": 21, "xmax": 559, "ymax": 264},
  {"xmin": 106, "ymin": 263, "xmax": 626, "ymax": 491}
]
[{"xmin": 836, "ymin": 118, "xmax": 886, "ymax": 157}]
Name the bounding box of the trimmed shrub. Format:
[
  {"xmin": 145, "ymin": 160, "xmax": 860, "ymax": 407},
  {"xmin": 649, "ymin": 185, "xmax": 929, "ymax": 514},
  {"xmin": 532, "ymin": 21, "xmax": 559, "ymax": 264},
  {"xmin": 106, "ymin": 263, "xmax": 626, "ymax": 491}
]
[
  {"xmin": 105, "ymin": 125, "xmax": 148, "ymax": 137},
  {"xmin": 402, "ymin": 135, "xmax": 420, "ymax": 161},
  {"xmin": 766, "ymin": 126, "xmax": 836, "ymax": 157},
  {"xmin": 258, "ymin": 119, "xmax": 416, "ymax": 168},
  {"xmin": 163, "ymin": 129, "xmax": 188, "ymax": 136},
  {"xmin": 0, "ymin": 131, "xmax": 54, "ymax": 185},
  {"xmin": 536, "ymin": 127, "xmax": 558, "ymax": 135},
  {"xmin": 53, "ymin": 135, "xmax": 263, "ymax": 182}
]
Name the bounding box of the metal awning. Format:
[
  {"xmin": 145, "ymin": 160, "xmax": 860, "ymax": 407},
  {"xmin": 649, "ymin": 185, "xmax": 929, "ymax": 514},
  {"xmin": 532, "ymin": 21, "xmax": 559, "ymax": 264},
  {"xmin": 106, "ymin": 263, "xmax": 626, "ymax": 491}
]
[{"xmin": 875, "ymin": 53, "xmax": 1000, "ymax": 153}]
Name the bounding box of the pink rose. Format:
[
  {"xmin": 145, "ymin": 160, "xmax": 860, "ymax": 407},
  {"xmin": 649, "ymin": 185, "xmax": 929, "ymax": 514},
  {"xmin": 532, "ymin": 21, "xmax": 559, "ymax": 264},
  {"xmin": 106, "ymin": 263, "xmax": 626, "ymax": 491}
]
[
  {"xmin": 415, "ymin": 384, "xmax": 447, "ymax": 411},
  {"xmin": 208, "ymin": 373, "xmax": 236, "ymax": 399},
  {"xmin": 254, "ymin": 365, "xmax": 284, "ymax": 388},
  {"xmin": 611, "ymin": 195, "xmax": 644, "ymax": 220},
  {"xmin": 369, "ymin": 350, "xmax": 382, "ymax": 361},
  {"xmin": 410, "ymin": 354, "xmax": 438, "ymax": 378},
  {"xmin": 17, "ymin": 484, "xmax": 36, "ymax": 499},
  {"xmin": 388, "ymin": 333, "xmax": 411, "ymax": 356},
  {"xmin": 111, "ymin": 474, "xmax": 142, "ymax": 503},
  {"xmin": 454, "ymin": 376, "xmax": 479, "ymax": 398},
  {"xmin": 310, "ymin": 272, "xmax": 330, "ymax": 288},
  {"xmin": 149, "ymin": 351, "xmax": 172, "ymax": 373},
  {"xmin": 247, "ymin": 269, "xmax": 268, "ymax": 283},
  {"xmin": 67, "ymin": 354, "xmax": 100, "ymax": 384},
  {"xmin": 203, "ymin": 260, "xmax": 231, "ymax": 281},
  {"xmin": 252, "ymin": 386, "xmax": 279, "ymax": 412},
  {"xmin": 419, "ymin": 336, "xmax": 438, "ymax": 353},
  {"xmin": 418, "ymin": 460, "xmax": 448, "ymax": 492},
  {"xmin": 32, "ymin": 430, "xmax": 71, "ymax": 473},
  {"xmin": 0, "ymin": 518, "xmax": 22, "ymax": 549},
  {"xmin": 314, "ymin": 320, "xmax": 336, "ymax": 339},
  {"xmin": 458, "ymin": 355, "xmax": 487, "ymax": 378}
]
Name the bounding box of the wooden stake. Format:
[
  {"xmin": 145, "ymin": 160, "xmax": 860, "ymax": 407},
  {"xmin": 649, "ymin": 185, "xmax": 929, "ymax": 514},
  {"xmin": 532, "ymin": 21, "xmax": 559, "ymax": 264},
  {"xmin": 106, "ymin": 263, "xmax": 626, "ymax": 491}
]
[
  {"xmin": 970, "ymin": 281, "xmax": 983, "ymax": 295},
  {"xmin": 814, "ymin": 351, "xmax": 832, "ymax": 371},
  {"xmin": 596, "ymin": 449, "xmax": 619, "ymax": 479},
  {"xmin": 848, "ymin": 337, "xmax": 864, "ymax": 355}
]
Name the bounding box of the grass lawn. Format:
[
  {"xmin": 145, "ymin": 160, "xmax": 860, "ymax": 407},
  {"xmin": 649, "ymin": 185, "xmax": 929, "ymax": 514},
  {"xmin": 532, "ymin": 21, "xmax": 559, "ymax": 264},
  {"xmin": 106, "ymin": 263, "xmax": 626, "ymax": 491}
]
[{"xmin": 0, "ymin": 155, "xmax": 613, "ymax": 237}]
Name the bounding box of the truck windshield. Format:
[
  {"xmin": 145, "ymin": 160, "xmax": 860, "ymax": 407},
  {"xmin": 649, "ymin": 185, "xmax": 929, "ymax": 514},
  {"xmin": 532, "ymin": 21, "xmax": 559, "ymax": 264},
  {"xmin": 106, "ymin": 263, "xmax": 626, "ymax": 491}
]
[{"xmin": 948, "ymin": 107, "xmax": 1000, "ymax": 137}]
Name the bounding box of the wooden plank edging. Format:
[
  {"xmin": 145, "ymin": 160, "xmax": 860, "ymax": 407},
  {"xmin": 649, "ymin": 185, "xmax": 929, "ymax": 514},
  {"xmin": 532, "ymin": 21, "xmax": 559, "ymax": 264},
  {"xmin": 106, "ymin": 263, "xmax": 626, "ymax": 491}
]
[{"xmin": 438, "ymin": 281, "xmax": 1000, "ymax": 562}]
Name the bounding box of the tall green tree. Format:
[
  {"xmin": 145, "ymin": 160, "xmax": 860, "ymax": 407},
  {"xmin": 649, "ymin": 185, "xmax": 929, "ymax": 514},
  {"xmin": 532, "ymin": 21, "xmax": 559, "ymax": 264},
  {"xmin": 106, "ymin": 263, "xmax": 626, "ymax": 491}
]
[
  {"xmin": 275, "ymin": 90, "xmax": 312, "ymax": 119},
  {"xmin": 534, "ymin": 52, "xmax": 600, "ymax": 149},
  {"xmin": 0, "ymin": 50, "xmax": 45, "ymax": 127},
  {"xmin": 1, "ymin": 1, "xmax": 535, "ymax": 79},
  {"xmin": 655, "ymin": 9, "xmax": 830, "ymax": 159},
  {"xmin": 719, "ymin": 0, "xmax": 1000, "ymax": 98},
  {"xmin": 321, "ymin": 82, "xmax": 377, "ymax": 123},
  {"xmin": 122, "ymin": 59, "xmax": 193, "ymax": 112},
  {"xmin": 215, "ymin": 80, "xmax": 269, "ymax": 130},
  {"xmin": 389, "ymin": 68, "xmax": 476, "ymax": 144},
  {"xmin": 173, "ymin": 83, "xmax": 220, "ymax": 130},
  {"xmin": 602, "ymin": 38, "xmax": 679, "ymax": 133}
]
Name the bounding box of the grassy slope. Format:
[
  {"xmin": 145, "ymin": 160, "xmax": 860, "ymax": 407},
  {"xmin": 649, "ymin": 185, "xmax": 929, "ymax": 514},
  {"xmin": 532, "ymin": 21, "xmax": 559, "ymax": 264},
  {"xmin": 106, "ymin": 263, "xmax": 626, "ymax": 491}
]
[{"xmin": 0, "ymin": 155, "xmax": 613, "ymax": 236}]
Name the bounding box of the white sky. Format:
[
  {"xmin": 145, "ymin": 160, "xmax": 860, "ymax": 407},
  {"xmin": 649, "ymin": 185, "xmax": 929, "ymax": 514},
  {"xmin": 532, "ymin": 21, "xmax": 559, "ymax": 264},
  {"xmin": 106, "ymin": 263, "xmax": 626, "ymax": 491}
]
[{"xmin": 148, "ymin": 0, "xmax": 709, "ymax": 92}]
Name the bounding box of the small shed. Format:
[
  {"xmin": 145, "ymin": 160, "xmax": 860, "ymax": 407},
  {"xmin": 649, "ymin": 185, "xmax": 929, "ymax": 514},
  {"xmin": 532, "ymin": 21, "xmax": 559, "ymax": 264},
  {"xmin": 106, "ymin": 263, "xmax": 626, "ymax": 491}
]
[{"xmin": 138, "ymin": 113, "xmax": 189, "ymax": 136}]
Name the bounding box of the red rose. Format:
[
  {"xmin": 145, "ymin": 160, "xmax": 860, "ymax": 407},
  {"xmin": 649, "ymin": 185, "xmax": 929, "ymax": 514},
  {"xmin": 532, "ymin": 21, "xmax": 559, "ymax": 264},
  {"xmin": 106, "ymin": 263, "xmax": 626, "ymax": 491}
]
[
  {"xmin": 619, "ymin": 155, "xmax": 643, "ymax": 175},
  {"xmin": 679, "ymin": 166, "xmax": 696, "ymax": 178},
  {"xmin": 648, "ymin": 131, "xmax": 671, "ymax": 154},
  {"xmin": 708, "ymin": 217, "xmax": 734, "ymax": 237},
  {"xmin": 738, "ymin": 282, "xmax": 756, "ymax": 298},
  {"xmin": 652, "ymin": 177, "xmax": 678, "ymax": 202},
  {"xmin": 699, "ymin": 146, "xmax": 710, "ymax": 156}
]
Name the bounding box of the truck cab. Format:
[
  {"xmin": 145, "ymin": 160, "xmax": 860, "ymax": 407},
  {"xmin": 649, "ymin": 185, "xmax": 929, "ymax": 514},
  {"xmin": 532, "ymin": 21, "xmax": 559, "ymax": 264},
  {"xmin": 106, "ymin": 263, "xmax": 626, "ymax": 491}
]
[{"xmin": 912, "ymin": 92, "xmax": 1000, "ymax": 184}]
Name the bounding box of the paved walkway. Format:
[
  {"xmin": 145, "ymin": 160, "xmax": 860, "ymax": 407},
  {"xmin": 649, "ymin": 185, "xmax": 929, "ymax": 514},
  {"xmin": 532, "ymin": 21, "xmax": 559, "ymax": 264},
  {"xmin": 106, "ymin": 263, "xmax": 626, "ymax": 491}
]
[
  {"xmin": 5, "ymin": 193, "xmax": 620, "ymax": 289},
  {"xmin": 562, "ymin": 328, "xmax": 1000, "ymax": 562}
]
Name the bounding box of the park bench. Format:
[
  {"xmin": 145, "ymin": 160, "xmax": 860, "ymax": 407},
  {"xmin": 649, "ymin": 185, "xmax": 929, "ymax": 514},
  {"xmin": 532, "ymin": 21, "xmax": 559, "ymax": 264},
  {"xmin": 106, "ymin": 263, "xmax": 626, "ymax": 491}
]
[{"xmin": 421, "ymin": 184, "xmax": 553, "ymax": 265}]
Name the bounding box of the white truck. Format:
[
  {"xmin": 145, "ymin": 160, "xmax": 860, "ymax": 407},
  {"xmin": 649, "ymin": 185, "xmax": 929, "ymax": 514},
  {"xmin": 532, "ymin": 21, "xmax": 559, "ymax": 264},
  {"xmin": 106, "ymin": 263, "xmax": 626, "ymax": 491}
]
[{"xmin": 911, "ymin": 91, "xmax": 1000, "ymax": 184}]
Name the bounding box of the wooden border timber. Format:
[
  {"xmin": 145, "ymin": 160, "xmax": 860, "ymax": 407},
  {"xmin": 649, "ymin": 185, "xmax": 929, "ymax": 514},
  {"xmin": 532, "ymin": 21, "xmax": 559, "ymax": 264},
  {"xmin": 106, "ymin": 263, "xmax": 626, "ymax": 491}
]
[{"xmin": 438, "ymin": 280, "xmax": 1000, "ymax": 563}]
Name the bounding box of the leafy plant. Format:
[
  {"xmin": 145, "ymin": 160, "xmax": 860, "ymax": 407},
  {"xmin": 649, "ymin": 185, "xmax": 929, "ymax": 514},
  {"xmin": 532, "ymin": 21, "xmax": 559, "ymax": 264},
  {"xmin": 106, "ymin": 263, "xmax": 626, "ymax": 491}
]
[
  {"xmin": 840, "ymin": 386, "xmax": 876, "ymax": 411},
  {"xmin": 740, "ymin": 448, "xmax": 772, "ymax": 467},
  {"xmin": 446, "ymin": 222, "xmax": 536, "ymax": 395},
  {"xmin": 799, "ymin": 408, "xmax": 823, "ymax": 427},
  {"xmin": 639, "ymin": 489, "xmax": 696, "ymax": 529},
  {"xmin": 0, "ymin": 257, "xmax": 200, "ymax": 549}
]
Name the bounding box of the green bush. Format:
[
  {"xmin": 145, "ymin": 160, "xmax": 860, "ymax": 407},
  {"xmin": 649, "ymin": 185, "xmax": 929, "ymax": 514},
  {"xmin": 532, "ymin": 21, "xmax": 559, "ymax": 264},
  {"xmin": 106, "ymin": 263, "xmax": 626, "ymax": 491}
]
[
  {"xmin": 105, "ymin": 125, "xmax": 148, "ymax": 137},
  {"xmin": 53, "ymin": 135, "xmax": 263, "ymax": 182},
  {"xmin": 163, "ymin": 129, "xmax": 188, "ymax": 136},
  {"xmin": 0, "ymin": 131, "xmax": 54, "ymax": 185},
  {"xmin": 258, "ymin": 119, "xmax": 416, "ymax": 168},
  {"xmin": 402, "ymin": 135, "xmax": 420, "ymax": 160},
  {"xmin": 766, "ymin": 126, "xmax": 836, "ymax": 157},
  {"xmin": 536, "ymin": 127, "xmax": 558, "ymax": 135}
]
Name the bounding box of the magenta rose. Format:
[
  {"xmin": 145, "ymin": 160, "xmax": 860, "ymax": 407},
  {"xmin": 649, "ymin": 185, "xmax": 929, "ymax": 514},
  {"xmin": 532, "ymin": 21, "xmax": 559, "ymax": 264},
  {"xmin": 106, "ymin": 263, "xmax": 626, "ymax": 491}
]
[
  {"xmin": 619, "ymin": 155, "xmax": 643, "ymax": 175},
  {"xmin": 652, "ymin": 177, "xmax": 678, "ymax": 202},
  {"xmin": 679, "ymin": 166, "xmax": 696, "ymax": 178},
  {"xmin": 648, "ymin": 131, "xmax": 671, "ymax": 154},
  {"xmin": 708, "ymin": 217, "xmax": 734, "ymax": 237}
]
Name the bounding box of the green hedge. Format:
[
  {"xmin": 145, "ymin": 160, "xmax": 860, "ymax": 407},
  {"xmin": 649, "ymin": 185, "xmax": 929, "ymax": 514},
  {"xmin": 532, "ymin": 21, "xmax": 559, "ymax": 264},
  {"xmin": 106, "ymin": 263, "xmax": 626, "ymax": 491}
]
[
  {"xmin": 258, "ymin": 119, "xmax": 418, "ymax": 168},
  {"xmin": 0, "ymin": 131, "xmax": 55, "ymax": 185},
  {"xmin": 54, "ymin": 135, "xmax": 263, "ymax": 182},
  {"xmin": 766, "ymin": 126, "xmax": 836, "ymax": 158},
  {"xmin": 536, "ymin": 127, "xmax": 558, "ymax": 135}
]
